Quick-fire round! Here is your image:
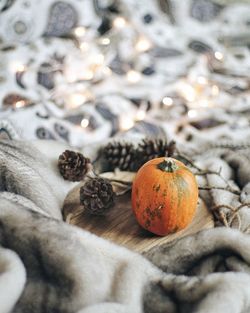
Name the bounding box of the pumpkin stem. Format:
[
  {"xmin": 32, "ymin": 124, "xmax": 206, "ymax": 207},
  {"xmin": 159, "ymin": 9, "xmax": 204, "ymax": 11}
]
[{"xmin": 157, "ymin": 158, "xmax": 179, "ymax": 172}]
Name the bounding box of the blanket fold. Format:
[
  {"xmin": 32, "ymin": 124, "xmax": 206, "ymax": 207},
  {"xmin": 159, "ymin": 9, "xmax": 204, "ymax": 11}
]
[
  {"xmin": 0, "ymin": 139, "xmax": 250, "ymax": 313},
  {"xmin": 144, "ymin": 228, "xmax": 250, "ymax": 313}
]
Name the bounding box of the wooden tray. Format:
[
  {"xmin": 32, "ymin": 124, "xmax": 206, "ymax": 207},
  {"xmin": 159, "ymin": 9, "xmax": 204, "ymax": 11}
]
[{"xmin": 63, "ymin": 172, "xmax": 214, "ymax": 253}]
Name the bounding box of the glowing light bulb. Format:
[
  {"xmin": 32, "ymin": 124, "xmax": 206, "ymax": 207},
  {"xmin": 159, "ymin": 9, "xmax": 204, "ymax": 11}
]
[
  {"xmin": 211, "ymin": 85, "xmax": 219, "ymax": 96},
  {"xmin": 95, "ymin": 54, "xmax": 104, "ymax": 65},
  {"xmin": 81, "ymin": 118, "xmax": 89, "ymax": 128},
  {"xmin": 80, "ymin": 42, "xmax": 89, "ymax": 52},
  {"xmin": 162, "ymin": 97, "xmax": 173, "ymax": 106},
  {"xmin": 197, "ymin": 76, "xmax": 207, "ymax": 85},
  {"xmin": 136, "ymin": 109, "xmax": 146, "ymax": 121},
  {"xmin": 126, "ymin": 70, "xmax": 141, "ymax": 84},
  {"xmin": 214, "ymin": 51, "xmax": 224, "ymax": 61},
  {"xmin": 10, "ymin": 62, "xmax": 26, "ymax": 72},
  {"xmin": 81, "ymin": 69, "xmax": 94, "ymax": 80},
  {"xmin": 15, "ymin": 100, "xmax": 25, "ymax": 108},
  {"xmin": 135, "ymin": 36, "xmax": 151, "ymax": 52},
  {"xmin": 68, "ymin": 93, "xmax": 87, "ymax": 108},
  {"xmin": 113, "ymin": 16, "xmax": 126, "ymax": 28},
  {"xmin": 179, "ymin": 82, "xmax": 196, "ymax": 102},
  {"xmin": 120, "ymin": 116, "xmax": 134, "ymax": 131},
  {"xmin": 188, "ymin": 109, "xmax": 198, "ymax": 118},
  {"xmin": 199, "ymin": 99, "xmax": 209, "ymax": 107},
  {"xmin": 74, "ymin": 26, "xmax": 86, "ymax": 37},
  {"xmin": 99, "ymin": 37, "xmax": 110, "ymax": 45}
]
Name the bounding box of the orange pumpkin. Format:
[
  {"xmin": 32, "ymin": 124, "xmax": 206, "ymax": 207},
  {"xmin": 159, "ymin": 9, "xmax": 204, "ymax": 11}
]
[{"xmin": 131, "ymin": 157, "xmax": 198, "ymax": 236}]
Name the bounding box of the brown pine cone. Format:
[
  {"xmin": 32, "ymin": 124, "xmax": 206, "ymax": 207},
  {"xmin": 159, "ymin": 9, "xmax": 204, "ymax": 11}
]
[
  {"xmin": 101, "ymin": 141, "xmax": 138, "ymax": 172},
  {"xmin": 137, "ymin": 138, "xmax": 170, "ymax": 167},
  {"xmin": 80, "ymin": 177, "xmax": 114, "ymax": 215},
  {"xmin": 58, "ymin": 150, "xmax": 91, "ymax": 181},
  {"xmin": 166, "ymin": 140, "xmax": 176, "ymax": 157}
]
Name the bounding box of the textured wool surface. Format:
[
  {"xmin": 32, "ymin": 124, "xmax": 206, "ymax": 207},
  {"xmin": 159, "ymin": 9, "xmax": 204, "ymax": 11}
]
[{"xmin": 0, "ymin": 139, "xmax": 250, "ymax": 313}]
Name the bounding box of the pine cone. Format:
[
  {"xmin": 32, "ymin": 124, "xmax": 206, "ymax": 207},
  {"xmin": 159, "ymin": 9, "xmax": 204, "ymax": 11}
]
[
  {"xmin": 166, "ymin": 140, "xmax": 176, "ymax": 157},
  {"xmin": 58, "ymin": 150, "xmax": 91, "ymax": 181},
  {"xmin": 101, "ymin": 141, "xmax": 138, "ymax": 172},
  {"xmin": 80, "ymin": 177, "xmax": 114, "ymax": 215},
  {"xmin": 137, "ymin": 138, "xmax": 170, "ymax": 167}
]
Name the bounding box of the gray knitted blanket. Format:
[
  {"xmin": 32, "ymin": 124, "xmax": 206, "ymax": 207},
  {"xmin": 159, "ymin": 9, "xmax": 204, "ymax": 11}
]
[{"xmin": 0, "ymin": 139, "xmax": 250, "ymax": 313}]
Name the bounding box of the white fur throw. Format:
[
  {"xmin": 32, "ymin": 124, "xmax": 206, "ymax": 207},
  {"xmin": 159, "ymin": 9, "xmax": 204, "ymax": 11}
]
[{"xmin": 0, "ymin": 139, "xmax": 250, "ymax": 313}]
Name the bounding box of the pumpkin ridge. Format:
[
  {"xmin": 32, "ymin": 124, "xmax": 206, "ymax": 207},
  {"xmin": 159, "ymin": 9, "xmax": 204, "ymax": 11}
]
[{"xmin": 175, "ymin": 174, "xmax": 189, "ymax": 211}]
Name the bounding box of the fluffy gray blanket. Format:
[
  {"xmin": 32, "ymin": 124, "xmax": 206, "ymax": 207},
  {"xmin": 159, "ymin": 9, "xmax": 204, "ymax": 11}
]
[{"xmin": 0, "ymin": 139, "xmax": 250, "ymax": 313}]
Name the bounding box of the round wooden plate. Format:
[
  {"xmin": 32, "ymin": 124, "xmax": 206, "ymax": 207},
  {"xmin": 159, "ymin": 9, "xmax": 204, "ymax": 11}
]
[{"xmin": 63, "ymin": 172, "xmax": 214, "ymax": 253}]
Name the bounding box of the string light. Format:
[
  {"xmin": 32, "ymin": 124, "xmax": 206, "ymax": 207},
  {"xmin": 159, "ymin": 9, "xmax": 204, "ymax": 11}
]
[
  {"xmin": 68, "ymin": 93, "xmax": 87, "ymax": 108},
  {"xmin": 211, "ymin": 85, "xmax": 219, "ymax": 96},
  {"xmin": 214, "ymin": 51, "xmax": 224, "ymax": 61},
  {"xmin": 113, "ymin": 16, "xmax": 127, "ymax": 28},
  {"xmin": 80, "ymin": 69, "xmax": 94, "ymax": 80},
  {"xmin": 120, "ymin": 116, "xmax": 134, "ymax": 131},
  {"xmin": 81, "ymin": 118, "xmax": 89, "ymax": 128},
  {"xmin": 15, "ymin": 100, "xmax": 26, "ymax": 108},
  {"xmin": 162, "ymin": 96, "xmax": 173, "ymax": 106},
  {"xmin": 6, "ymin": 11, "xmax": 225, "ymax": 127},
  {"xmin": 10, "ymin": 62, "xmax": 26, "ymax": 73},
  {"xmin": 178, "ymin": 81, "xmax": 196, "ymax": 102},
  {"xmin": 135, "ymin": 36, "xmax": 151, "ymax": 53},
  {"xmin": 99, "ymin": 37, "xmax": 110, "ymax": 45},
  {"xmin": 197, "ymin": 76, "xmax": 208, "ymax": 85},
  {"xmin": 126, "ymin": 70, "xmax": 141, "ymax": 83},
  {"xmin": 94, "ymin": 54, "xmax": 105, "ymax": 65},
  {"xmin": 188, "ymin": 109, "xmax": 198, "ymax": 118},
  {"xmin": 199, "ymin": 99, "xmax": 210, "ymax": 107},
  {"xmin": 135, "ymin": 108, "xmax": 146, "ymax": 121},
  {"xmin": 80, "ymin": 42, "xmax": 89, "ymax": 52},
  {"xmin": 74, "ymin": 26, "xmax": 86, "ymax": 37}
]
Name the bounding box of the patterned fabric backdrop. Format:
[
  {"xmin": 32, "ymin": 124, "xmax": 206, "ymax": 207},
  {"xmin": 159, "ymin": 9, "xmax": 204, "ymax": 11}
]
[{"xmin": 0, "ymin": 0, "xmax": 250, "ymax": 149}]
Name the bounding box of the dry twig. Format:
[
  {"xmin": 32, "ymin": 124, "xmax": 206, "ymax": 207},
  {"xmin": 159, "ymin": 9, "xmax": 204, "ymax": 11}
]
[
  {"xmin": 212, "ymin": 203, "xmax": 250, "ymax": 230},
  {"xmin": 198, "ymin": 185, "xmax": 240, "ymax": 195}
]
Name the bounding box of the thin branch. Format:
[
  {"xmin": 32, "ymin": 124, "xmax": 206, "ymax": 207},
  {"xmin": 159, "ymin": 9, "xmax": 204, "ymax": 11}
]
[
  {"xmin": 194, "ymin": 167, "xmax": 222, "ymax": 176},
  {"xmin": 198, "ymin": 185, "xmax": 240, "ymax": 195},
  {"xmin": 211, "ymin": 204, "xmax": 236, "ymax": 212},
  {"xmin": 218, "ymin": 211, "xmax": 229, "ymax": 227},
  {"xmin": 106, "ymin": 178, "xmax": 132, "ymax": 186},
  {"xmin": 211, "ymin": 202, "xmax": 250, "ymax": 229},
  {"xmin": 177, "ymin": 153, "xmax": 240, "ymax": 196},
  {"xmin": 175, "ymin": 152, "xmax": 204, "ymax": 172},
  {"xmin": 228, "ymin": 202, "xmax": 250, "ymax": 226},
  {"xmin": 175, "ymin": 151, "xmax": 224, "ymax": 177},
  {"xmin": 233, "ymin": 202, "xmax": 250, "ymax": 212},
  {"xmin": 211, "ymin": 204, "xmax": 235, "ymax": 227}
]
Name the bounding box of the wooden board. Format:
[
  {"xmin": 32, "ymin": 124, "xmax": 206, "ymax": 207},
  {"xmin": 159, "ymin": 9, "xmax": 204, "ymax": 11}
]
[{"xmin": 63, "ymin": 172, "xmax": 214, "ymax": 253}]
